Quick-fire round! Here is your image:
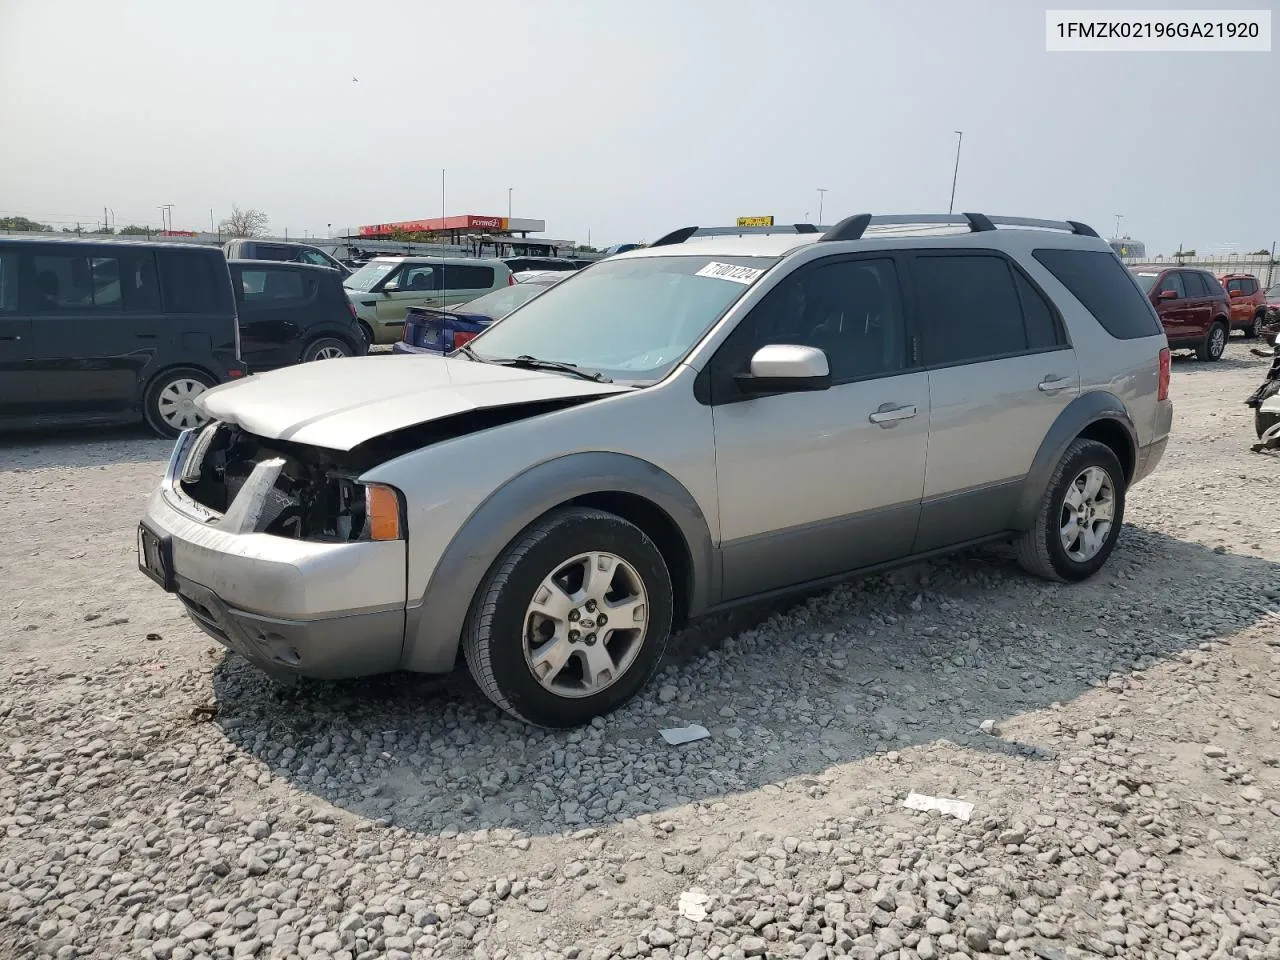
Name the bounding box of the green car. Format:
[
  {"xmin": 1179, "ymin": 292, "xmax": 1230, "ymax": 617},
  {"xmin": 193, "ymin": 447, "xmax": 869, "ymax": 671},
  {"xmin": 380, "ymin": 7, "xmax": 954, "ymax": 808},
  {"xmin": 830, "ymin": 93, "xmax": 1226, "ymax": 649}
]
[{"xmin": 343, "ymin": 256, "xmax": 513, "ymax": 345}]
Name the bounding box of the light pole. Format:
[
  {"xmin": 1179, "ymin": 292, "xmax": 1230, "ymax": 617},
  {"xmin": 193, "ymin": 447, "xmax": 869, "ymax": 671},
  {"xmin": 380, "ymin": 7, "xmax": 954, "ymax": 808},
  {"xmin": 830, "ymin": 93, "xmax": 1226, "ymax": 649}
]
[
  {"xmin": 157, "ymin": 204, "xmax": 174, "ymax": 232},
  {"xmin": 948, "ymin": 131, "xmax": 963, "ymax": 215},
  {"xmin": 816, "ymin": 188, "xmax": 828, "ymax": 226},
  {"xmin": 1114, "ymin": 214, "xmax": 1123, "ymax": 238},
  {"xmin": 508, "ymin": 187, "xmax": 512, "ymax": 220}
]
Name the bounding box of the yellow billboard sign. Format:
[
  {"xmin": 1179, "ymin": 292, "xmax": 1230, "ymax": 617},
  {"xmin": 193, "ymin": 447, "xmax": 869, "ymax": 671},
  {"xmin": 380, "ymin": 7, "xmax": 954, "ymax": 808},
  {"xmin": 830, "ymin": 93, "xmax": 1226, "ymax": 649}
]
[{"xmin": 736, "ymin": 216, "xmax": 775, "ymax": 227}]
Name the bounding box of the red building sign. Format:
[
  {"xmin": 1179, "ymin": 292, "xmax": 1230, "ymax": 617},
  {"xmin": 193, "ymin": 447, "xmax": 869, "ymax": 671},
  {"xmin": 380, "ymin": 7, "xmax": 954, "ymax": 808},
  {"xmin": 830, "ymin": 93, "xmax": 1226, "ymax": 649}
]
[{"xmin": 358, "ymin": 215, "xmax": 509, "ymax": 237}]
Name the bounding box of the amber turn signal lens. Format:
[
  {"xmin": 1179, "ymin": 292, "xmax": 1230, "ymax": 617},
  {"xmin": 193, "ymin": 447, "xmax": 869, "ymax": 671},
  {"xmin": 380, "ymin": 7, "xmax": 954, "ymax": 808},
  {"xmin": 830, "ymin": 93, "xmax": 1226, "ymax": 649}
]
[{"xmin": 365, "ymin": 484, "xmax": 402, "ymax": 541}]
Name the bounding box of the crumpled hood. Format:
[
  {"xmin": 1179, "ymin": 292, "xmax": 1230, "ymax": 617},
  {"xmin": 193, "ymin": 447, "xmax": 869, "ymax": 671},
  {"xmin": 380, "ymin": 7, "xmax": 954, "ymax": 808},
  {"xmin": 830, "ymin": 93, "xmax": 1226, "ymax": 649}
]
[{"xmin": 197, "ymin": 354, "xmax": 632, "ymax": 450}]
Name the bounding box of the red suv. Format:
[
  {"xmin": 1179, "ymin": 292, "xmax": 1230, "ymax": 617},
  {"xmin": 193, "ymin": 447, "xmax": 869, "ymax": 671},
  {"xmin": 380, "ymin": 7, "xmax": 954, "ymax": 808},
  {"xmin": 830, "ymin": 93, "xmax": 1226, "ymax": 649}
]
[
  {"xmin": 1129, "ymin": 265, "xmax": 1232, "ymax": 361},
  {"xmin": 1218, "ymin": 273, "xmax": 1268, "ymax": 338}
]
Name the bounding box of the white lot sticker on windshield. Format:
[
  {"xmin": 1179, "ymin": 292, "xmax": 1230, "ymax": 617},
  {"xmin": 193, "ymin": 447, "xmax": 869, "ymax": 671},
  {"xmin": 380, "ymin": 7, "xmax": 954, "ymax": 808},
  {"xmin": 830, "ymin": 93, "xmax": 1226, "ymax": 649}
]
[{"xmin": 695, "ymin": 261, "xmax": 764, "ymax": 285}]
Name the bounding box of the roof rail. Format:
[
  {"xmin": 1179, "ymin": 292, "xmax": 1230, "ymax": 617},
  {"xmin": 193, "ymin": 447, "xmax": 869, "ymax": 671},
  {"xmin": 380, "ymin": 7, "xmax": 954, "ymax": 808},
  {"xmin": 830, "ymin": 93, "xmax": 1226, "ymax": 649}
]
[
  {"xmin": 817, "ymin": 213, "xmax": 1101, "ymax": 242},
  {"xmin": 648, "ymin": 222, "xmax": 824, "ymax": 247}
]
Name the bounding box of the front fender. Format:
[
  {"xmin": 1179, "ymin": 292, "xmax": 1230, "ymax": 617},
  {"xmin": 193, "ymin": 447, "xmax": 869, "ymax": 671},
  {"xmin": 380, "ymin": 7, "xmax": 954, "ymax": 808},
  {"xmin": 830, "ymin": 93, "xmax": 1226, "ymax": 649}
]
[
  {"xmin": 1013, "ymin": 391, "xmax": 1137, "ymax": 530},
  {"xmin": 400, "ymin": 451, "xmax": 716, "ymax": 673}
]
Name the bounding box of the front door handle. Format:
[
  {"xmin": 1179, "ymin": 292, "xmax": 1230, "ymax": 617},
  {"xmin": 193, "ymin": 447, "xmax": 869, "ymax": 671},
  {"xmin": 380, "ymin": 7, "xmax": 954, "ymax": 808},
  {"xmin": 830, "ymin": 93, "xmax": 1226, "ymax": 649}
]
[
  {"xmin": 0, "ymin": 334, "xmax": 20, "ymax": 342},
  {"xmin": 1038, "ymin": 375, "xmax": 1071, "ymax": 393},
  {"xmin": 869, "ymin": 402, "xmax": 917, "ymax": 426}
]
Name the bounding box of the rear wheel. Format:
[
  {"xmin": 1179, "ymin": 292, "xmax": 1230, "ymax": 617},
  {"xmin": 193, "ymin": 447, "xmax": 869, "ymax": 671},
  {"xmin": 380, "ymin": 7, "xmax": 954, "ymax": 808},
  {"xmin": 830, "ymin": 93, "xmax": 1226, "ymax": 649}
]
[
  {"xmin": 1243, "ymin": 311, "xmax": 1265, "ymax": 339},
  {"xmin": 357, "ymin": 321, "xmax": 374, "ymax": 348},
  {"xmin": 1014, "ymin": 438, "xmax": 1126, "ymax": 583},
  {"xmin": 462, "ymin": 507, "xmax": 673, "ymax": 727},
  {"xmin": 1198, "ymin": 321, "xmax": 1228, "ymax": 361},
  {"xmin": 143, "ymin": 368, "xmax": 215, "ymax": 439},
  {"xmin": 302, "ymin": 337, "xmax": 352, "ymax": 362}
]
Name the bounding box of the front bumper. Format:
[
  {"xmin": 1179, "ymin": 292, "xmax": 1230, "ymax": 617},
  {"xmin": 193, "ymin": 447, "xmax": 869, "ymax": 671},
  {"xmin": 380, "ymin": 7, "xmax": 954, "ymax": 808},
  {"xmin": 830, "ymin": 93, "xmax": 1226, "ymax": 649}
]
[{"xmin": 139, "ymin": 430, "xmax": 407, "ymax": 679}]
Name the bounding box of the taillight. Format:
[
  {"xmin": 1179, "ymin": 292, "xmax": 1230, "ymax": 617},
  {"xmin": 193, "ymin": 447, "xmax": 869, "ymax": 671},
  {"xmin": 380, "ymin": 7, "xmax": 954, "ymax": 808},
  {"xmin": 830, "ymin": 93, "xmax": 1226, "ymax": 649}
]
[
  {"xmin": 454, "ymin": 330, "xmax": 477, "ymax": 348},
  {"xmin": 227, "ymin": 367, "xmax": 245, "ymax": 379},
  {"xmin": 1157, "ymin": 347, "xmax": 1170, "ymax": 401},
  {"xmin": 401, "ymin": 324, "xmax": 411, "ymax": 343},
  {"xmin": 508, "ymin": 273, "xmax": 516, "ymax": 286},
  {"xmin": 347, "ymin": 301, "xmax": 358, "ymax": 320}
]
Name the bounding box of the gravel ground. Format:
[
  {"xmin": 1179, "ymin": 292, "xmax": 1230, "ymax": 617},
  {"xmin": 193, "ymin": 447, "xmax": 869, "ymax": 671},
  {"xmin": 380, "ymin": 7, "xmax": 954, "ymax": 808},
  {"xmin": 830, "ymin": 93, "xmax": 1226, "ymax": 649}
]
[{"xmin": 2, "ymin": 341, "xmax": 1279, "ymax": 960}]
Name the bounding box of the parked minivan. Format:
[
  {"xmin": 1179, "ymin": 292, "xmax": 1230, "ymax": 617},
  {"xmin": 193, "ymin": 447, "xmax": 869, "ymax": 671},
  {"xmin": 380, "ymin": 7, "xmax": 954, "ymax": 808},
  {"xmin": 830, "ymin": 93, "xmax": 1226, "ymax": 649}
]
[
  {"xmin": 0, "ymin": 238, "xmax": 245, "ymax": 437},
  {"xmin": 342, "ymin": 256, "xmax": 513, "ymax": 345},
  {"xmin": 222, "ymin": 239, "xmax": 351, "ymax": 279}
]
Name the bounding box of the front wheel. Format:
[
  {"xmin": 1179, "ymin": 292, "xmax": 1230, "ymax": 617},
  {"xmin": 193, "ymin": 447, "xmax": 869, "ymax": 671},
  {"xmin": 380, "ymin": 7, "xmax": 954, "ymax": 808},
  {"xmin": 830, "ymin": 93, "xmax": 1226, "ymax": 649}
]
[
  {"xmin": 462, "ymin": 507, "xmax": 673, "ymax": 727},
  {"xmin": 1198, "ymin": 321, "xmax": 1228, "ymax": 361},
  {"xmin": 1014, "ymin": 438, "xmax": 1127, "ymax": 583},
  {"xmin": 143, "ymin": 368, "xmax": 215, "ymax": 439}
]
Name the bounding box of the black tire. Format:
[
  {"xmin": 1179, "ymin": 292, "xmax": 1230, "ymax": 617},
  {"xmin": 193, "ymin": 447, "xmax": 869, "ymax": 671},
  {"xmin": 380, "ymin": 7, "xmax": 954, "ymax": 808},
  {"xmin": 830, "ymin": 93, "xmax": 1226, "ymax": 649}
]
[
  {"xmin": 301, "ymin": 337, "xmax": 353, "ymax": 362},
  {"xmin": 1244, "ymin": 312, "xmax": 1265, "ymax": 339},
  {"xmin": 142, "ymin": 367, "xmax": 216, "ymax": 439},
  {"xmin": 357, "ymin": 321, "xmax": 374, "ymax": 349},
  {"xmin": 462, "ymin": 507, "xmax": 673, "ymax": 728},
  {"xmin": 1197, "ymin": 321, "xmax": 1228, "ymax": 361},
  {"xmin": 1014, "ymin": 438, "xmax": 1126, "ymax": 583}
]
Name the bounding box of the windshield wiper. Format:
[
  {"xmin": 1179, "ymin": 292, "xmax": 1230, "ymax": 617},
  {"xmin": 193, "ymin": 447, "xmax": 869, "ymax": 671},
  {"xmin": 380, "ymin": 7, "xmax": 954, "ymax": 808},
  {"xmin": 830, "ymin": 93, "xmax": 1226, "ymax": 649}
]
[
  {"xmin": 454, "ymin": 343, "xmax": 481, "ymax": 362},
  {"xmin": 491, "ymin": 354, "xmax": 612, "ymax": 383}
]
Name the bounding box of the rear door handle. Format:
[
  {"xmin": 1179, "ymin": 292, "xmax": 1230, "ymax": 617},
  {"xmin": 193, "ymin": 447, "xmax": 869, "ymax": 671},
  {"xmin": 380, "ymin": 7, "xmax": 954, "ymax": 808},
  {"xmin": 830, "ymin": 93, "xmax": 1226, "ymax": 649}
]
[
  {"xmin": 869, "ymin": 402, "xmax": 917, "ymax": 426},
  {"xmin": 1038, "ymin": 375, "xmax": 1071, "ymax": 393},
  {"xmin": 0, "ymin": 335, "xmax": 20, "ymax": 341},
  {"xmin": 135, "ymin": 334, "xmax": 158, "ymax": 340}
]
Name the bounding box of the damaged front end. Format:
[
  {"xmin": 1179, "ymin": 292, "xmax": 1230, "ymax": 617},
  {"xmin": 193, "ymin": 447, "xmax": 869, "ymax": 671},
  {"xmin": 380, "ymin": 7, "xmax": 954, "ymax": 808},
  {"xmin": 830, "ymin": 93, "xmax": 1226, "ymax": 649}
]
[{"xmin": 174, "ymin": 422, "xmax": 403, "ymax": 542}]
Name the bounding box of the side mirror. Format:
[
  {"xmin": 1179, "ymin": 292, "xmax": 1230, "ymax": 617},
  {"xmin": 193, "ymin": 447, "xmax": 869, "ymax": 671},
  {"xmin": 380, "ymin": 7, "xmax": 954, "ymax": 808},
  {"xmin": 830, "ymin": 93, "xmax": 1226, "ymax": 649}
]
[
  {"xmin": 734, "ymin": 344, "xmax": 831, "ymax": 395},
  {"xmin": 381, "ymin": 281, "xmax": 400, "ymax": 293},
  {"xmin": 1158, "ymin": 289, "xmax": 1178, "ymax": 300}
]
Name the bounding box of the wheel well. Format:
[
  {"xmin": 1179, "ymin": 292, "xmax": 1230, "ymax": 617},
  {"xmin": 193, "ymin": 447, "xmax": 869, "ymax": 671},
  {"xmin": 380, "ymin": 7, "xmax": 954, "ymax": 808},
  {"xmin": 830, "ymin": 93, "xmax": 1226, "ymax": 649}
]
[
  {"xmin": 1077, "ymin": 419, "xmax": 1135, "ymax": 483},
  {"xmin": 569, "ymin": 491, "xmax": 694, "ymax": 626}
]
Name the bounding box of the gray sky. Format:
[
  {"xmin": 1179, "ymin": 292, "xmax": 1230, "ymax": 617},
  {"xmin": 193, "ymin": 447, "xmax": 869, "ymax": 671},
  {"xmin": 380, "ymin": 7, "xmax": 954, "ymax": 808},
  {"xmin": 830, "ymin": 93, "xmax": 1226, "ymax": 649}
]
[{"xmin": 1, "ymin": 0, "xmax": 1275, "ymax": 254}]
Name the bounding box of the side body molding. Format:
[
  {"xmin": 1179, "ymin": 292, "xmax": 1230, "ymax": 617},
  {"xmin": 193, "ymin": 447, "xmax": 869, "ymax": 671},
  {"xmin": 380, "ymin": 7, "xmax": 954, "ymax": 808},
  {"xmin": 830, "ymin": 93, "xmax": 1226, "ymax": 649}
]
[
  {"xmin": 1013, "ymin": 390, "xmax": 1138, "ymax": 530},
  {"xmin": 399, "ymin": 452, "xmax": 717, "ymax": 673}
]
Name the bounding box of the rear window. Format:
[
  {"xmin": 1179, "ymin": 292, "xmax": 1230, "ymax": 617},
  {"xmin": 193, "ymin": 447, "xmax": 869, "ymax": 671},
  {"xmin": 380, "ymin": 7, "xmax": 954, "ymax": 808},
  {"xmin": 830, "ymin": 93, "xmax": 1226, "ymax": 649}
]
[
  {"xmin": 158, "ymin": 250, "xmax": 234, "ymax": 315},
  {"xmin": 1033, "ymin": 249, "xmax": 1162, "ymax": 340},
  {"xmin": 443, "ymin": 264, "xmax": 494, "ymax": 289}
]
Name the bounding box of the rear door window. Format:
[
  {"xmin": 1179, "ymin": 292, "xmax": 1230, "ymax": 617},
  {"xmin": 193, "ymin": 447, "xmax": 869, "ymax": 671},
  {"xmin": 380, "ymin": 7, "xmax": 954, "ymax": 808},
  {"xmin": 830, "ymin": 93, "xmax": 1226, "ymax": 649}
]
[
  {"xmin": 1182, "ymin": 271, "xmax": 1209, "ymax": 298},
  {"xmin": 913, "ymin": 253, "xmax": 1032, "ymax": 366},
  {"xmin": 239, "ymin": 267, "xmax": 312, "ymax": 306},
  {"xmin": 443, "ymin": 264, "xmax": 495, "ymax": 289},
  {"xmin": 1203, "ymin": 273, "xmax": 1227, "ymax": 298},
  {"xmin": 0, "ymin": 251, "xmax": 17, "ymax": 313}
]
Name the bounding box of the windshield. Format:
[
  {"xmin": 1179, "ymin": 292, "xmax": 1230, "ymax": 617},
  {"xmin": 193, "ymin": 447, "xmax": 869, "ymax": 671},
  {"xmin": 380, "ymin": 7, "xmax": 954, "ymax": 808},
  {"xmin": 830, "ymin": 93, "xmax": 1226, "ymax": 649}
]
[
  {"xmin": 467, "ymin": 255, "xmax": 777, "ymax": 380},
  {"xmin": 344, "ymin": 260, "xmax": 399, "ymax": 291},
  {"xmin": 1131, "ymin": 271, "xmax": 1160, "ymax": 293},
  {"xmin": 456, "ymin": 282, "xmax": 550, "ymax": 318}
]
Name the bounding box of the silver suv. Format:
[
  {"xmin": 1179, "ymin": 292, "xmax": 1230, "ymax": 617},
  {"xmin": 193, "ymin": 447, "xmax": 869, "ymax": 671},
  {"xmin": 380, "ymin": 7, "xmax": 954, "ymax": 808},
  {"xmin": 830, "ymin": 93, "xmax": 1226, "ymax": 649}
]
[{"xmin": 138, "ymin": 212, "xmax": 1173, "ymax": 727}]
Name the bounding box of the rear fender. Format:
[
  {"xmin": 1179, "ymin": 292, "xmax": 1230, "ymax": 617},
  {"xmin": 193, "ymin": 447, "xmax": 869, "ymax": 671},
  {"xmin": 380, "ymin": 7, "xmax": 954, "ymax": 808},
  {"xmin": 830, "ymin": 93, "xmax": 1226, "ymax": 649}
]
[{"xmin": 1013, "ymin": 392, "xmax": 1137, "ymax": 530}]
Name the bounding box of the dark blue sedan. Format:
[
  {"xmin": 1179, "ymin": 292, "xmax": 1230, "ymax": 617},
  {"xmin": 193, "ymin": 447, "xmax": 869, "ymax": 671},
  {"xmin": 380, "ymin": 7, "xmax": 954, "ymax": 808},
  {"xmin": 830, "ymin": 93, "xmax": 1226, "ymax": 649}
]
[{"xmin": 393, "ymin": 272, "xmax": 566, "ymax": 355}]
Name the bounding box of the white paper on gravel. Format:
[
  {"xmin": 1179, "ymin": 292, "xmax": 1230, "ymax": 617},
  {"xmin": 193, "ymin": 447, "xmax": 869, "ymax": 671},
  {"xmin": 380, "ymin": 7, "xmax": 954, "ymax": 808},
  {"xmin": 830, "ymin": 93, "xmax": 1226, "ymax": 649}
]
[
  {"xmin": 902, "ymin": 792, "xmax": 974, "ymax": 821},
  {"xmin": 659, "ymin": 724, "xmax": 710, "ymax": 745},
  {"xmin": 678, "ymin": 888, "xmax": 709, "ymax": 921}
]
